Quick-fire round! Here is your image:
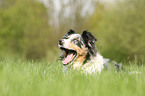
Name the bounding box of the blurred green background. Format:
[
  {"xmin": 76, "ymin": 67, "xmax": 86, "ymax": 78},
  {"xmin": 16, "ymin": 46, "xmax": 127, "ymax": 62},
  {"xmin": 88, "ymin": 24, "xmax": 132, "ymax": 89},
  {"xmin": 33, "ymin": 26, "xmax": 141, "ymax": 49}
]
[{"xmin": 0, "ymin": 0, "xmax": 144, "ymax": 63}]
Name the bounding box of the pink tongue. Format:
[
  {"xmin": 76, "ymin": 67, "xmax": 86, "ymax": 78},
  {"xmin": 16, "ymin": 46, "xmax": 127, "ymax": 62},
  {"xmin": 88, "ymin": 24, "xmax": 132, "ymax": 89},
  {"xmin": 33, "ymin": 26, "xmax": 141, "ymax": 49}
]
[{"xmin": 63, "ymin": 53, "xmax": 74, "ymax": 64}]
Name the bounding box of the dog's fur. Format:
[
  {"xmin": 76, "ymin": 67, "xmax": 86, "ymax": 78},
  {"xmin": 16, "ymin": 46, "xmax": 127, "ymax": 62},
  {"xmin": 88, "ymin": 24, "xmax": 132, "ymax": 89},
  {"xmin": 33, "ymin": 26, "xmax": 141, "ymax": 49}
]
[{"xmin": 58, "ymin": 29, "xmax": 124, "ymax": 74}]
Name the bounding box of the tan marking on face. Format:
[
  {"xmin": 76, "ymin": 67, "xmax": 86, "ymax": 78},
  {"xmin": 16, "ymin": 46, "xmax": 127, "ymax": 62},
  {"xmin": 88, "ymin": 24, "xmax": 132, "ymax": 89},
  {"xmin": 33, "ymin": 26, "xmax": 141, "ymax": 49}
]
[
  {"xmin": 69, "ymin": 41, "xmax": 87, "ymax": 55},
  {"xmin": 74, "ymin": 55, "xmax": 86, "ymax": 66},
  {"xmin": 68, "ymin": 41, "xmax": 88, "ymax": 66}
]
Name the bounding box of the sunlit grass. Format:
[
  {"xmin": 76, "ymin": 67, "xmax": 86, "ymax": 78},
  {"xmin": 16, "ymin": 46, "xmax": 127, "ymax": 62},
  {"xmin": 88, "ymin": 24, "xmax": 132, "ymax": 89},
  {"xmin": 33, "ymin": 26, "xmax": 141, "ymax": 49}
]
[{"xmin": 0, "ymin": 57, "xmax": 145, "ymax": 96}]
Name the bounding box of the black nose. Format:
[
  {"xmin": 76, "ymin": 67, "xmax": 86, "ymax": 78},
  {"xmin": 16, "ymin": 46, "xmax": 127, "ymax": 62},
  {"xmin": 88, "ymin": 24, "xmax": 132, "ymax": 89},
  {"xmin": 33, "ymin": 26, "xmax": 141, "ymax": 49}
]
[{"xmin": 59, "ymin": 39, "xmax": 64, "ymax": 45}]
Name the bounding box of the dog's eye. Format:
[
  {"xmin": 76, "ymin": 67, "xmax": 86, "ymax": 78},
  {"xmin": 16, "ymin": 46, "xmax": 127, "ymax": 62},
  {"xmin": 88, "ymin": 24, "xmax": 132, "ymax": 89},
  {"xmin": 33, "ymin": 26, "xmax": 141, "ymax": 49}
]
[
  {"xmin": 72, "ymin": 39, "xmax": 83, "ymax": 48},
  {"xmin": 72, "ymin": 39, "xmax": 79, "ymax": 44},
  {"xmin": 74, "ymin": 39, "xmax": 78, "ymax": 42}
]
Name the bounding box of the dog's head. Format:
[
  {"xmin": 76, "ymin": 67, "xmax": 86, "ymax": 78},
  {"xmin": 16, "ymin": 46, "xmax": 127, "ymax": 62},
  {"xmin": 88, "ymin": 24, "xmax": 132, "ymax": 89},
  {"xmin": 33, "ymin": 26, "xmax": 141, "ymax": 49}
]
[{"xmin": 58, "ymin": 29, "xmax": 97, "ymax": 66}]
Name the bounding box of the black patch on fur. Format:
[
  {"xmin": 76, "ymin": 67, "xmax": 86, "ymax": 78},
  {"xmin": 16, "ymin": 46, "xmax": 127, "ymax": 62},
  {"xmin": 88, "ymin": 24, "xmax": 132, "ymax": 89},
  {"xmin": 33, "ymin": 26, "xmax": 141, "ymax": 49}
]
[
  {"xmin": 59, "ymin": 51, "xmax": 65, "ymax": 60},
  {"xmin": 83, "ymin": 52, "xmax": 90, "ymax": 64},
  {"xmin": 103, "ymin": 59, "xmax": 125, "ymax": 71},
  {"xmin": 81, "ymin": 30, "xmax": 97, "ymax": 64},
  {"xmin": 76, "ymin": 42, "xmax": 82, "ymax": 48},
  {"xmin": 63, "ymin": 29, "xmax": 75, "ymax": 39}
]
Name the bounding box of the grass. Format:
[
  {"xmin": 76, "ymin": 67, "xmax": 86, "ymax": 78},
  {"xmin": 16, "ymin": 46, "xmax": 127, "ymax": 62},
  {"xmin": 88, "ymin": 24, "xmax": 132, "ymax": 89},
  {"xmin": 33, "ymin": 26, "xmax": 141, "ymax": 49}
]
[{"xmin": 0, "ymin": 57, "xmax": 145, "ymax": 96}]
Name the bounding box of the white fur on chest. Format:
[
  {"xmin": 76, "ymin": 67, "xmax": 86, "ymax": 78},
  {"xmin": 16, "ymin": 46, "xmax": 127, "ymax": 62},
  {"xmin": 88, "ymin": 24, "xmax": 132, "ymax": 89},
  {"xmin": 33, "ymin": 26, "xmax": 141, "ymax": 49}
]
[{"xmin": 73, "ymin": 53, "xmax": 104, "ymax": 74}]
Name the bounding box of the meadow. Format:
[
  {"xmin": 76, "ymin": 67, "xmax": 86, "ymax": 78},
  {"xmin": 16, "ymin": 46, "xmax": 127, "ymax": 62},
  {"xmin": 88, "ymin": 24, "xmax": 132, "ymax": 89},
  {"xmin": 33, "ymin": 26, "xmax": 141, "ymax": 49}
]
[
  {"xmin": 0, "ymin": 57, "xmax": 144, "ymax": 96},
  {"xmin": 0, "ymin": 0, "xmax": 145, "ymax": 96}
]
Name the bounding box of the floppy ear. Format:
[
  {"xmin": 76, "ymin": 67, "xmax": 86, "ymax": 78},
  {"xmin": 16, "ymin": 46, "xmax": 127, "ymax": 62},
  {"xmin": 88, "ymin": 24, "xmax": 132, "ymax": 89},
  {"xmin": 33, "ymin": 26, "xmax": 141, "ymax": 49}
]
[
  {"xmin": 67, "ymin": 29, "xmax": 75, "ymax": 35},
  {"xmin": 63, "ymin": 29, "xmax": 75, "ymax": 38},
  {"xmin": 81, "ymin": 30, "xmax": 97, "ymax": 48}
]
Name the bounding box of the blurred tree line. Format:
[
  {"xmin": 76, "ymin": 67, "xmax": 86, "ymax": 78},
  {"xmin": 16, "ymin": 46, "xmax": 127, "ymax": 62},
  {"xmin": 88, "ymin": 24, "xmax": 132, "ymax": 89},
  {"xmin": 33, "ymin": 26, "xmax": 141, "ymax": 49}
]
[
  {"xmin": 0, "ymin": 0, "xmax": 50, "ymax": 59},
  {"xmin": 87, "ymin": 0, "xmax": 145, "ymax": 62},
  {"xmin": 0, "ymin": 0, "xmax": 144, "ymax": 63}
]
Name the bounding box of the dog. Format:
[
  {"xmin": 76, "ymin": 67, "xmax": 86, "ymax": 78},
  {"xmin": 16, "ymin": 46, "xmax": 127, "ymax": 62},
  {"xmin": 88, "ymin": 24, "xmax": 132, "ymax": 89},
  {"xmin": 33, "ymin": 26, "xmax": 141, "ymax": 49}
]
[{"xmin": 58, "ymin": 29, "xmax": 124, "ymax": 74}]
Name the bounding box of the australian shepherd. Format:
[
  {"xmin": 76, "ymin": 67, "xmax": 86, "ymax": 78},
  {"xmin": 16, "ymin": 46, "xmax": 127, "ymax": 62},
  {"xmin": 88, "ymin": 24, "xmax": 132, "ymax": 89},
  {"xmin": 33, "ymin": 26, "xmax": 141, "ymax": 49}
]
[{"xmin": 58, "ymin": 29, "xmax": 124, "ymax": 74}]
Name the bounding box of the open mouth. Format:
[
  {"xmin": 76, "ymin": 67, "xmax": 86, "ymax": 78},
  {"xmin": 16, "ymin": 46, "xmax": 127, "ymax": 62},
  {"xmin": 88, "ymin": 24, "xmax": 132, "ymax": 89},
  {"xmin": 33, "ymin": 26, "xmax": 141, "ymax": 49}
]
[{"xmin": 60, "ymin": 47, "xmax": 77, "ymax": 66}]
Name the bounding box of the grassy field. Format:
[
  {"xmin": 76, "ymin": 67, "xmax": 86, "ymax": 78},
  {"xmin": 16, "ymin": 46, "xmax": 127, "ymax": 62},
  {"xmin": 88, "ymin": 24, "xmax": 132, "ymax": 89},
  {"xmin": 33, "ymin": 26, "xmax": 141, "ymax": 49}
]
[{"xmin": 0, "ymin": 57, "xmax": 145, "ymax": 96}]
